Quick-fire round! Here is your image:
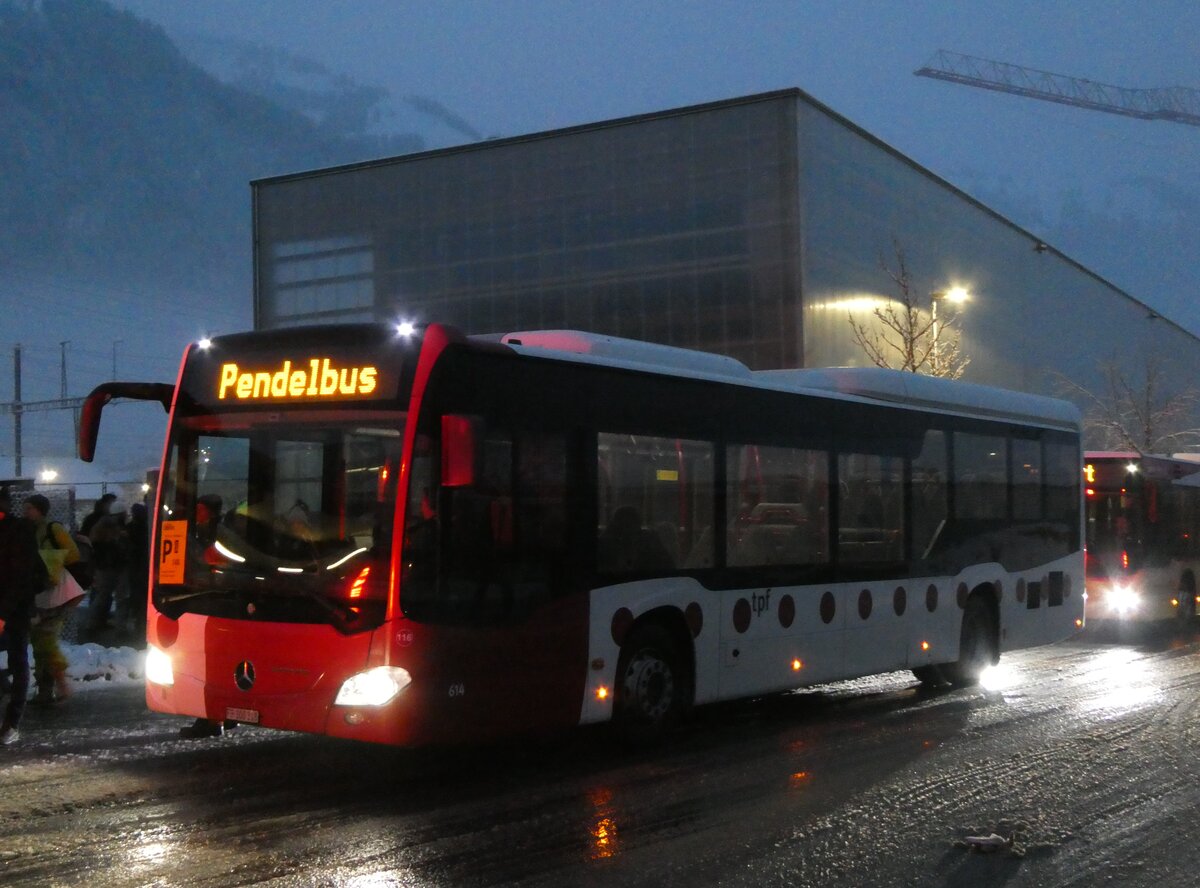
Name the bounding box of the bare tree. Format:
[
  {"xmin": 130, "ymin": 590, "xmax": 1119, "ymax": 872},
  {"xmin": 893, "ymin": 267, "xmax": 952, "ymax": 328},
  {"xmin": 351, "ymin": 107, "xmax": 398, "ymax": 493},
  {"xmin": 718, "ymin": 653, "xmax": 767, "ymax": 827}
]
[
  {"xmin": 848, "ymin": 240, "xmax": 970, "ymax": 379},
  {"xmin": 1055, "ymin": 355, "xmax": 1200, "ymax": 453}
]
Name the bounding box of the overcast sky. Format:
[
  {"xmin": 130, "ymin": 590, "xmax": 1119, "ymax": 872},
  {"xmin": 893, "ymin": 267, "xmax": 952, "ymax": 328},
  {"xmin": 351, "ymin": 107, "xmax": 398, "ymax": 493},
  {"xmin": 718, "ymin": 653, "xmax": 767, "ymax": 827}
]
[
  {"xmin": 7, "ymin": 0, "xmax": 1199, "ymax": 484},
  {"xmin": 115, "ymin": 0, "xmax": 1197, "ymax": 297},
  {"xmin": 116, "ymin": 1, "xmax": 1197, "ymax": 140}
]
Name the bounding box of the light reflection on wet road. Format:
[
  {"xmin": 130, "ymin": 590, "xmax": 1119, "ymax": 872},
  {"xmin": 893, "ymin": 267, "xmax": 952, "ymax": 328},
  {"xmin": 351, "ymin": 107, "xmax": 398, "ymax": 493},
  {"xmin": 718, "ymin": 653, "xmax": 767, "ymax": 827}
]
[{"xmin": 3, "ymin": 624, "xmax": 1200, "ymax": 887}]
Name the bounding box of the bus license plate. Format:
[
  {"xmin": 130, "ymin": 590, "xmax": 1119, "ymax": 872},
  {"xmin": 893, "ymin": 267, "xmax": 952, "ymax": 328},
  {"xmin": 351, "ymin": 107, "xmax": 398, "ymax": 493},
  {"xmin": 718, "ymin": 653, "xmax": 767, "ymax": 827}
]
[{"xmin": 225, "ymin": 707, "xmax": 260, "ymax": 724}]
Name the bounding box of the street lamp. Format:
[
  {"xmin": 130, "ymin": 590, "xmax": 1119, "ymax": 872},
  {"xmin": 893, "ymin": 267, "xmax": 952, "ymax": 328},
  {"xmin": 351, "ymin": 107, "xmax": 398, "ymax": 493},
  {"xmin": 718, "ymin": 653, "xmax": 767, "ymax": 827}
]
[
  {"xmin": 931, "ymin": 286, "xmax": 970, "ymax": 319},
  {"xmin": 40, "ymin": 468, "xmax": 58, "ymax": 483},
  {"xmin": 930, "ymin": 287, "xmax": 971, "ymax": 366}
]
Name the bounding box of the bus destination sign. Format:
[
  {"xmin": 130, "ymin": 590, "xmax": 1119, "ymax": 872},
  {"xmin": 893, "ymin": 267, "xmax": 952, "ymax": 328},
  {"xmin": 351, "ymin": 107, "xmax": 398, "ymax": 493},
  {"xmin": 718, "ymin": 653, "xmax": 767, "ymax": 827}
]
[{"xmin": 217, "ymin": 357, "xmax": 380, "ymax": 402}]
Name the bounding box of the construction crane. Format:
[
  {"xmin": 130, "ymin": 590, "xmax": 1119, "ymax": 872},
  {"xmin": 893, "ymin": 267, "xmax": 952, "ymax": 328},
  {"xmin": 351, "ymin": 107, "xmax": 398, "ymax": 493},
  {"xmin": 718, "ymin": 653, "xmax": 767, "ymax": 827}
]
[{"xmin": 915, "ymin": 50, "xmax": 1200, "ymax": 128}]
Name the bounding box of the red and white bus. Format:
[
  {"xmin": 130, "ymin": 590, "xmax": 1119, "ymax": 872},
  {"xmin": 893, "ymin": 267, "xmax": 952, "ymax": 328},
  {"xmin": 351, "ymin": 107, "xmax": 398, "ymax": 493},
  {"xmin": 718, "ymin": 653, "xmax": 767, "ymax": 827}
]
[
  {"xmin": 80, "ymin": 323, "xmax": 1084, "ymax": 746},
  {"xmin": 1084, "ymin": 452, "xmax": 1200, "ymax": 623}
]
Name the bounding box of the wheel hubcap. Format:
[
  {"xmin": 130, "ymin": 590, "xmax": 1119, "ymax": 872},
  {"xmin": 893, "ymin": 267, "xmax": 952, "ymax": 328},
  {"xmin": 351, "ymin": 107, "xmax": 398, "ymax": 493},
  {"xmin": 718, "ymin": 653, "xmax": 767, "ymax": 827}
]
[{"xmin": 623, "ymin": 651, "xmax": 674, "ymax": 721}]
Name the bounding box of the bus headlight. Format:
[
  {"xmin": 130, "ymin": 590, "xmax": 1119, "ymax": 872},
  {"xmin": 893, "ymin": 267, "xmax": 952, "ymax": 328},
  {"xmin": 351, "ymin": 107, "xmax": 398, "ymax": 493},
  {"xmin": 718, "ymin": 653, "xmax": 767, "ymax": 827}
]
[
  {"xmin": 1110, "ymin": 584, "xmax": 1140, "ymax": 615},
  {"xmin": 334, "ymin": 666, "xmax": 412, "ymax": 707},
  {"xmin": 145, "ymin": 645, "xmax": 174, "ymax": 686}
]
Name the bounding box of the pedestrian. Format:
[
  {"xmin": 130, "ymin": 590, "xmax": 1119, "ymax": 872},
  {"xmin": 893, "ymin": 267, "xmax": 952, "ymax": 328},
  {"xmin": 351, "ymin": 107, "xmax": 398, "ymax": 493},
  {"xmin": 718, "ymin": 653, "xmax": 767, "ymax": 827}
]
[
  {"xmin": 126, "ymin": 502, "xmax": 150, "ymax": 643},
  {"xmin": 87, "ymin": 498, "xmax": 130, "ymax": 640},
  {"xmin": 0, "ymin": 486, "xmax": 50, "ymax": 745},
  {"xmin": 80, "ymin": 493, "xmax": 116, "ymax": 537},
  {"xmin": 24, "ymin": 494, "xmax": 81, "ymax": 705}
]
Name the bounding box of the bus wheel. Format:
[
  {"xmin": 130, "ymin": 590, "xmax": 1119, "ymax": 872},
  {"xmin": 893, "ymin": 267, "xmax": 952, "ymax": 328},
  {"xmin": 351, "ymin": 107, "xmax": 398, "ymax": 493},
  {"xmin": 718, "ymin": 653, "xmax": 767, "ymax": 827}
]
[
  {"xmin": 615, "ymin": 624, "xmax": 685, "ymax": 744},
  {"xmin": 944, "ymin": 596, "xmax": 997, "ymax": 687}
]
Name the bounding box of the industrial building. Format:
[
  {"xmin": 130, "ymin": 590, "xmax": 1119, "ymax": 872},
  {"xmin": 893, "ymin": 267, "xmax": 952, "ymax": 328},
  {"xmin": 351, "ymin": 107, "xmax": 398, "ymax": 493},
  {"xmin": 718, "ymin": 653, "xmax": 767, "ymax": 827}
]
[{"xmin": 250, "ymin": 88, "xmax": 1200, "ymax": 409}]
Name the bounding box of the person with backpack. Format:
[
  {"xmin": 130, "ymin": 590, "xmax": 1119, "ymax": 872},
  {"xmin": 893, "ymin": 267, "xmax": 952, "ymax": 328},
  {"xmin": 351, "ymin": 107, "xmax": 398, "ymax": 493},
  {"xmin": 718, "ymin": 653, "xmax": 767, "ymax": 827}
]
[
  {"xmin": 23, "ymin": 494, "xmax": 81, "ymax": 706},
  {"xmin": 0, "ymin": 486, "xmax": 49, "ymax": 745}
]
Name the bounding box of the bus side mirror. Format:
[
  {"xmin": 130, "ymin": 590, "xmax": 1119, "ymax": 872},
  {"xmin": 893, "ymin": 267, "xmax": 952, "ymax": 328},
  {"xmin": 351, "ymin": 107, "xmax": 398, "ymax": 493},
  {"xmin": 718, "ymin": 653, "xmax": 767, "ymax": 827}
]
[
  {"xmin": 77, "ymin": 382, "xmax": 174, "ymax": 462},
  {"xmin": 441, "ymin": 414, "xmax": 483, "ymax": 488},
  {"xmin": 78, "ymin": 389, "xmax": 112, "ymax": 463}
]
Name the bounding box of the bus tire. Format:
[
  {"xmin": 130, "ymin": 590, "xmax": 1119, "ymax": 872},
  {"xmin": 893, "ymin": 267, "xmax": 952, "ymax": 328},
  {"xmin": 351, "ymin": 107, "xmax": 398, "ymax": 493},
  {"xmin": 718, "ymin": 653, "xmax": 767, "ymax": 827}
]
[
  {"xmin": 614, "ymin": 623, "xmax": 686, "ymax": 745},
  {"xmin": 943, "ymin": 595, "xmax": 997, "ymax": 687}
]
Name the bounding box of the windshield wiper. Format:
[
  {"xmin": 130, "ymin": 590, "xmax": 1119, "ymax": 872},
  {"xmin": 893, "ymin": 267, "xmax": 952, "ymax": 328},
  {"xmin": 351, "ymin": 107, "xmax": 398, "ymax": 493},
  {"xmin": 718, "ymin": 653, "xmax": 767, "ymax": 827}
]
[
  {"xmin": 286, "ymin": 584, "xmax": 358, "ymax": 621},
  {"xmin": 157, "ymin": 572, "xmax": 363, "ymax": 628},
  {"xmin": 157, "ymin": 588, "xmax": 238, "ymax": 605}
]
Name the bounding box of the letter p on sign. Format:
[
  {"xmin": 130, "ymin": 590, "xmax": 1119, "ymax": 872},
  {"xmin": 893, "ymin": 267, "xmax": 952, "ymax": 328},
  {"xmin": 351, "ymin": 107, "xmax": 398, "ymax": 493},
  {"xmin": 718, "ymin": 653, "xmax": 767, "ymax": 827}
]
[{"xmin": 159, "ymin": 520, "xmax": 188, "ymax": 584}]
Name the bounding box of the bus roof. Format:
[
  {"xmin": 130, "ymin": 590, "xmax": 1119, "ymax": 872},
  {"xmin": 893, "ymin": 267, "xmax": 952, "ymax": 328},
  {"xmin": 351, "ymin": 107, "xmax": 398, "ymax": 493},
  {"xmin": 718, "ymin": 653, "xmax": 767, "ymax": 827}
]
[
  {"xmin": 494, "ymin": 329, "xmax": 754, "ymax": 380},
  {"xmin": 489, "ymin": 329, "xmax": 1081, "ymax": 432}
]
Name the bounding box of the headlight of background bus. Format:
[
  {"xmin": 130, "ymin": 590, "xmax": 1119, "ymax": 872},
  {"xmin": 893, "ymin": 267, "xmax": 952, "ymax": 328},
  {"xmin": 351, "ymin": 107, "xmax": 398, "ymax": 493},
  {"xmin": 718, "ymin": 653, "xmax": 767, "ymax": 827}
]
[
  {"xmin": 1109, "ymin": 583, "xmax": 1140, "ymax": 615},
  {"xmin": 334, "ymin": 666, "xmax": 412, "ymax": 706},
  {"xmin": 145, "ymin": 645, "xmax": 174, "ymax": 686}
]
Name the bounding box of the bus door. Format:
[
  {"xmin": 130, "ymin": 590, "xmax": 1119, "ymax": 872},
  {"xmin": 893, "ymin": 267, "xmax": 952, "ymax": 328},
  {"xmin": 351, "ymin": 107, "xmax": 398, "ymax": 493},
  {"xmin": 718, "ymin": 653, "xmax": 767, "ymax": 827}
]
[{"xmin": 402, "ymin": 424, "xmax": 586, "ymax": 737}]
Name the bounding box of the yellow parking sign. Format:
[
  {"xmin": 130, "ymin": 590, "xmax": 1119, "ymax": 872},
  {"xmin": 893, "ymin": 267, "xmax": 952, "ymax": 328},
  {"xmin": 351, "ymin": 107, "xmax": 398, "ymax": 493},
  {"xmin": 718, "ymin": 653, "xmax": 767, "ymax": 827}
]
[{"xmin": 159, "ymin": 520, "xmax": 188, "ymax": 584}]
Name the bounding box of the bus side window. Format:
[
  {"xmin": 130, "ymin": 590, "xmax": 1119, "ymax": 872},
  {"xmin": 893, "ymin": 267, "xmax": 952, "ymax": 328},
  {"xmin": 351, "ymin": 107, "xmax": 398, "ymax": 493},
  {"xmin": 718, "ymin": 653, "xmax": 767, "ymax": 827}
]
[
  {"xmin": 1012, "ymin": 437, "xmax": 1042, "ymax": 520},
  {"xmin": 597, "ymin": 433, "xmax": 714, "ymax": 574},
  {"xmin": 954, "ymin": 432, "xmax": 1007, "ymax": 522},
  {"xmin": 912, "ymin": 432, "xmax": 950, "ymax": 561},
  {"xmin": 515, "ymin": 432, "xmax": 567, "ymax": 560},
  {"xmin": 443, "ymin": 432, "xmax": 515, "ymax": 599},
  {"xmin": 1044, "ymin": 435, "xmax": 1080, "ymax": 552},
  {"xmin": 911, "ymin": 429, "xmax": 948, "ymax": 563},
  {"xmin": 481, "ymin": 435, "xmax": 515, "ymax": 550},
  {"xmin": 837, "ymin": 452, "xmax": 904, "ymax": 564},
  {"xmin": 441, "ymin": 428, "xmax": 571, "ymax": 617},
  {"xmin": 727, "ymin": 444, "xmax": 829, "ymax": 568}
]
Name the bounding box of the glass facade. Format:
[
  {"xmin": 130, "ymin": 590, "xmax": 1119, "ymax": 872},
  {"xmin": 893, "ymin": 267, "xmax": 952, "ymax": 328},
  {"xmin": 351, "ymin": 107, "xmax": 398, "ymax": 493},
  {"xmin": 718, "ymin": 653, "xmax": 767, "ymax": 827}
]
[
  {"xmin": 255, "ymin": 95, "xmax": 802, "ymax": 370},
  {"xmin": 254, "ymin": 89, "xmax": 1200, "ymax": 411},
  {"xmin": 793, "ymin": 98, "xmax": 1200, "ymax": 402}
]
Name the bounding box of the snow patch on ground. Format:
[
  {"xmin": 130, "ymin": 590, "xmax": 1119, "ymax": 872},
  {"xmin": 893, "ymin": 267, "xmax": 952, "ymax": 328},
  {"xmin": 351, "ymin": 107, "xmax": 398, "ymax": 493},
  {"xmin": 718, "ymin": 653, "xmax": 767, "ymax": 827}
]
[
  {"xmin": 62, "ymin": 643, "xmax": 144, "ymax": 689},
  {"xmin": 1, "ymin": 643, "xmax": 145, "ymax": 692}
]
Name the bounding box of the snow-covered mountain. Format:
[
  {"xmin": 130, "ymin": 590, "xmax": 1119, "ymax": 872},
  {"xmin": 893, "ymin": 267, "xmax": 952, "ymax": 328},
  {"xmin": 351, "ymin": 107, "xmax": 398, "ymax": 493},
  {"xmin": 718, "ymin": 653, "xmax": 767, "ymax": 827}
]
[{"xmin": 175, "ymin": 32, "xmax": 484, "ymax": 157}]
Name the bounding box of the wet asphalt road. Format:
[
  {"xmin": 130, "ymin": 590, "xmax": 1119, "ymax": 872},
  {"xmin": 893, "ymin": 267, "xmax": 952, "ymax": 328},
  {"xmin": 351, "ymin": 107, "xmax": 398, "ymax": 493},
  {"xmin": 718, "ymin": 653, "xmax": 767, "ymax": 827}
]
[{"xmin": 3, "ymin": 624, "xmax": 1200, "ymax": 888}]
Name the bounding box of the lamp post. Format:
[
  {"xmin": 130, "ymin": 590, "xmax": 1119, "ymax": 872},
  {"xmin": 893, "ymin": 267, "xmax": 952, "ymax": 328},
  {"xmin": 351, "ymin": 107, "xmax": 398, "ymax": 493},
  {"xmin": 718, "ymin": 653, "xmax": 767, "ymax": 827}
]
[{"xmin": 930, "ymin": 286, "xmax": 970, "ymax": 369}]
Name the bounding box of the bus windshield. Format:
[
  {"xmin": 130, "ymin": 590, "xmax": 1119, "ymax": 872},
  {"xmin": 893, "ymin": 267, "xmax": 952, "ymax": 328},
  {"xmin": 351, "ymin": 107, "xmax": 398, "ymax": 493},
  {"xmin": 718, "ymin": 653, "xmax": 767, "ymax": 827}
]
[
  {"xmin": 1085, "ymin": 488, "xmax": 1139, "ymax": 573},
  {"xmin": 156, "ymin": 413, "xmax": 404, "ymax": 631}
]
